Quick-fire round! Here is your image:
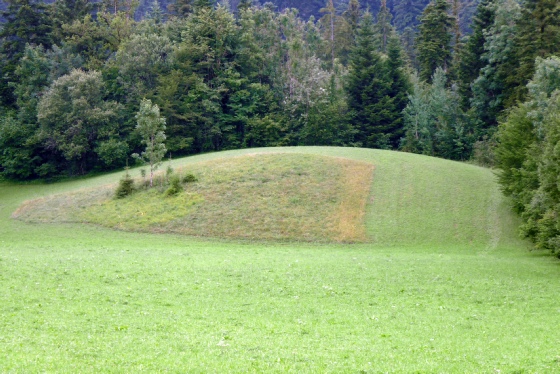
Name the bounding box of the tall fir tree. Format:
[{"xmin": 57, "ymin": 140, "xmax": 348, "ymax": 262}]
[
  {"xmin": 416, "ymin": 0, "xmax": 455, "ymax": 82},
  {"xmin": 346, "ymin": 11, "xmax": 406, "ymax": 149},
  {"xmin": 400, "ymin": 26, "xmax": 417, "ymax": 69},
  {"xmin": 455, "ymin": 0, "xmax": 496, "ymax": 110}
]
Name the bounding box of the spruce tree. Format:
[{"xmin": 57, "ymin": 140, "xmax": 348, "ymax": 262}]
[
  {"xmin": 50, "ymin": 0, "xmax": 93, "ymax": 42},
  {"xmin": 346, "ymin": 12, "xmax": 404, "ymax": 149},
  {"xmin": 455, "ymin": 0, "xmax": 496, "ymax": 110},
  {"xmin": 416, "ymin": 0, "xmax": 455, "ymax": 82},
  {"xmin": 400, "ymin": 26, "xmax": 418, "ymax": 69},
  {"xmin": 237, "ymin": 0, "xmax": 252, "ymax": 14}
]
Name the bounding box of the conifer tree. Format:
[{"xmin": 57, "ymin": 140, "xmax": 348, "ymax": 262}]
[
  {"xmin": 346, "ymin": 12, "xmax": 405, "ymax": 149},
  {"xmin": 400, "ymin": 26, "xmax": 417, "ymax": 69},
  {"xmin": 416, "ymin": 0, "xmax": 455, "ymax": 82},
  {"xmin": 455, "ymin": 0, "xmax": 496, "ymax": 110},
  {"xmin": 50, "ymin": 0, "xmax": 93, "ymax": 42},
  {"xmin": 237, "ymin": 0, "xmax": 252, "ymax": 14}
]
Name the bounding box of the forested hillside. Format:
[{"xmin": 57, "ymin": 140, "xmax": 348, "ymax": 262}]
[
  {"xmin": 1, "ymin": 0, "xmax": 560, "ymax": 254},
  {"xmin": 0, "ymin": 0, "xmax": 480, "ymax": 32}
]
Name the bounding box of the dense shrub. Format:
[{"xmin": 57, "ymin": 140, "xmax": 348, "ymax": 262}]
[{"xmin": 182, "ymin": 173, "xmax": 198, "ymax": 183}]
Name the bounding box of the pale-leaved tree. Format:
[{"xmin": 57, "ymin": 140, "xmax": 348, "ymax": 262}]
[{"xmin": 132, "ymin": 98, "xmax": 167, "ymax": 187}]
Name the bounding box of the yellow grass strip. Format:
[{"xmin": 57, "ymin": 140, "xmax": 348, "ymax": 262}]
[{"xmin": 328, "ymin": 159, "xmax": 374, "ymax": 243}]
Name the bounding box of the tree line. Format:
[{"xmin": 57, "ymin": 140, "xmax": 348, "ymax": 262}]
[{"xmin": 1, "ymin": 0, "xmax": 560, "ymax": 252}]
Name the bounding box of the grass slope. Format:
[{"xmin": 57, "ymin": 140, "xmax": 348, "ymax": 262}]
[
  {"xmin": 14, "ymin": 153, "xmax": 374, "ymax": 242},
  {"xmin": 1, "ymin": 147, "xmax": 559, "ymax": 372}
]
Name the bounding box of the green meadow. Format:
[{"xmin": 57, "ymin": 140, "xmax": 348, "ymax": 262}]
[{"xmin": 1, "ymin": 147, "xmax": 559, "ymax": 372}]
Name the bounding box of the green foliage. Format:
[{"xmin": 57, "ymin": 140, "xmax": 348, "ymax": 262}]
[
  {"xmin": 13, "ymin": 44, "xmax": 51, "ymax": 124},
  {"xmin": 1, "ymin": 0, "xmax": 557, "ymax": 182},
  {"xmin": 393, "ymin": 0, "xmax": 429, "ymax": 31},
  {"xmin": 96, "ymin": 138, "xmax": 130, "ymax": 168},
  {"xmin": 470, "ymin": 0, "xmax": 521, "ymax": 131},
  {"xmin": 114, "ymin": 171, "xmax": 136, "ymax": 198},
  {"xmin": 62, "ymin": 11, "xmax": 134, "ymax": 70},
  {"xmin": 402, "ymin": 69, "xmax": 472, "ymax": 160},
  {"xmin": 0, "ymin": 115, "xmax": 40, "ymax": 179},
  {"xmin": 50, "ymin": 0, "xmax": 93, "ymax": 42},
  {"xmin": 115, "ymin": 30, "xmax": 173, "ymax": 103},
  {"xmin": 471, "ymin": 135, "xmax": 497, "ymax": 167},
  {"xmin": 496, "ymin": 56, "xmax": 560, "ymax": 255},
  {"xmin": 132, "ymin": 98, "xmax": 167, "ymax": 187},
  {"xmin": 510, "ymin": 0, "xmax": 560, "ymax": 104},
  {"xmin": 0, "ymin": 0, "xmax": 53, "ymax": 108},
  {"xmin": 36, "ymin": 69, "xmax": 124, "ymax": 176},
  {"xmin": 168, "ymin": 0, "xmax": 194, "ymax": 17}
]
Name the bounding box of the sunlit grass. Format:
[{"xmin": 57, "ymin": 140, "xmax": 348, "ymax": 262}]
[{"xmin": 82, "ymin": 189, "xmax": 204, "ymax": 231}]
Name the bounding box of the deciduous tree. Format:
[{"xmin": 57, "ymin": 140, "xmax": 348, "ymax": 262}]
[{"xmin": 132, "ymin": 98, "xmax": 167, "ymax": 187}]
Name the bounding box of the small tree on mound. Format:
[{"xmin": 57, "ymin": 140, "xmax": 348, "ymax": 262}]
[
  {"xmin": 132, "ymin": 98, "xmax": 167, "ymax": 187},
  {"xmin": 164, "ymin": 175, "xmax": 182, "ymax": 196},
  {"xmin": 115, "ymin": 171, "xmax": 135, "ymax": 199}
]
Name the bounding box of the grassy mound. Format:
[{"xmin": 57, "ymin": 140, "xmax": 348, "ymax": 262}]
[{"xmin": 14, "ymin": 153, "xmax": 374, "ymax": 242}]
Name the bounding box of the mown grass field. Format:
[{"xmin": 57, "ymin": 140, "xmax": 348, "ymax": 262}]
[{"xmin": 1, "ymin": 147, "xmax": 560, "ymax": 372}]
